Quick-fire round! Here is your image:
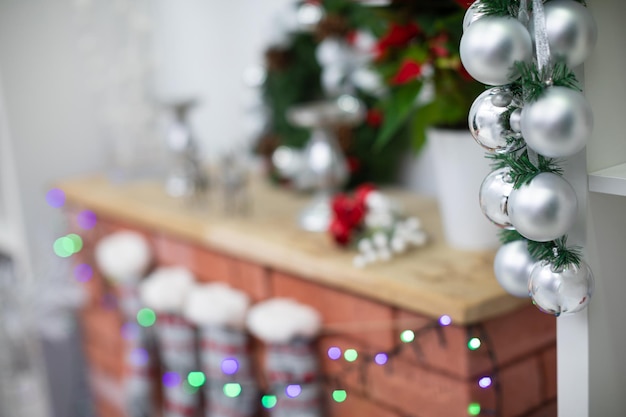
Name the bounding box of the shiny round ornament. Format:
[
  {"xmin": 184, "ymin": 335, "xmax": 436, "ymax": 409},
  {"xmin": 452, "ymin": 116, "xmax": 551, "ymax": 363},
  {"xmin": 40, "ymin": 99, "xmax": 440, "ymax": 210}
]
[
  {"xmin": 479, "ymin": 167, "xmax": 515, "ymax": 228},
  {"xmin": 460, "ymin": 16, "xmax": 533, "ymax": 86},
  {"xmin": 463, "ymin": 1, "xmax": 485, "ymax": 32},
  {"xmin": 494, "ymin": 240, "xmax": 536, "ymax": 297},
  {"xmin": 508, "ymin": 172, "xmax": 578, "ymax": 242},
  {"xmin": 521, "ymin": 87, "xmax": 593, "ymax": 158},
  {"xmin": 539, "ymin": 0, "xmax": 598, "ymax": 67},
  {"xmin": 469, "ymin": 88, "xmax": 523, "ymax": 153},
  {"xmin": 509, "ymin": 108, "xmax": 522, "ymax": 133},
  {"xmin": 529, "ymin": 260, "xmax": 594, "ymax": 316}
]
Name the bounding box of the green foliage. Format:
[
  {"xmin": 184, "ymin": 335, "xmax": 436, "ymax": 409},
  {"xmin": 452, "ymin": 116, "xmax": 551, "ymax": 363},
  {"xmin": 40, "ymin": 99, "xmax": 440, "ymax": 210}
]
[
  {"xmin": 514, "ymin": 61, "xmax": 580, "ymax": 103},
  {"xmin": 527, "ymin": 237, "xmax": 582, "ymax": 270},
  {"xmin": 499, "ymin": 229, "xmax": 525, "ymax": 244},
  {"xmin": 262, "ymin": 33, "xmax": 323, "ymax": 149},
  {"xmin": 476, "ymin": 0, "xmax": 521, "ymax": 17},
  {"xmin": 489, "ymin": 150, "xmax": 562, "ymax": 189},
  {"xmin": 374, "ymin": 81, "xmax": 422, "ymax": 151}
]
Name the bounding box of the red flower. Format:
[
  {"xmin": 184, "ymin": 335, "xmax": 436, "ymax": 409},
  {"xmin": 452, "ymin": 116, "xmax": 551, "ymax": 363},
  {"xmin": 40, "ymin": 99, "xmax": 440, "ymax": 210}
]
[
  {"xmin": 355, "ymin": 183, "xmax": 376, "ymax": 207},
  {"xmin": 329, "ymin": 218, "xmax": 352, "ymax": 246},
  {"xmin": 429, "ymin": 33, "xmax": 450, "ymax": 58},
  {"xmin": 331, "ymin": 194, "xmax": 366, "ymax": 228},
  {"xmin": 346, "ymin": 30, "xmax": 358, "ymax": 46},
  {"xmin": 391, "ymin": 59, "xmax": 422, "ymax": 85},
  {"xmin": 366, "ymin": 109, "xmax": 383, "ymax": 128},
  {"xmin": 375, "ymin": 22, "xmax": 420, "ymax": 59}
]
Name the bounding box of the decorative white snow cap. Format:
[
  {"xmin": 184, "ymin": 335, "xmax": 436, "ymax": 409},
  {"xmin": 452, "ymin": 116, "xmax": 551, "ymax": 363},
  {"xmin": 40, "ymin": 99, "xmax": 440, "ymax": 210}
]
[
  {"xmin": 246, "ymin": 298, "xmax": 322, "ymax": 344},
  {"xmin": 184, "ymin": 283, "xmax": 250, "ymax": 329},
  {"xmin": 139, "ymin": 266, "xmax": 195, "ymax": 314},
  {"xmin": 95, "ymin": 231, "xmax": 152, "ymax": 283}
]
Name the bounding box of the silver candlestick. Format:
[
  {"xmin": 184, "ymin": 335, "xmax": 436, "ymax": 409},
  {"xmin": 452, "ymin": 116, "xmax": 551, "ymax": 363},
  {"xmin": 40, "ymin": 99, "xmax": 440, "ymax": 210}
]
[
  {"xmin": 287, "ymin": 94, "xmax": 365, "ymax": 232},
  {"xmin": 163, "ymin": 100, "xmax": 209, "ymax": 201}
]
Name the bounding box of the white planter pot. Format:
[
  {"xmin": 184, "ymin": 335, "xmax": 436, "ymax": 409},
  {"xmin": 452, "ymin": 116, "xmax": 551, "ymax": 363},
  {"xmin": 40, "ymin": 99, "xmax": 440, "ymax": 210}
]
[{"xmin": 428, "ymin": 128, "xmax": 499, "ymax": 250}]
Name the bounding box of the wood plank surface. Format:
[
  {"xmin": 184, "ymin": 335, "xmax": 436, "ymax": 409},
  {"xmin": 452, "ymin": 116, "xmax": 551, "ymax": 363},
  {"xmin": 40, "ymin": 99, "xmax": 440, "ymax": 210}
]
[{"xmin": 57, "ymin": 176, "xmax": 528, "ymax": 324}]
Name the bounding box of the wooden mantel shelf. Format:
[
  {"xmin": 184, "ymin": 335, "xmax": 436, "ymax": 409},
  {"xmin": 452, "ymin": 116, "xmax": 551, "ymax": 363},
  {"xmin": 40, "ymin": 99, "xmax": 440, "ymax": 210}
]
[{"xmin": 57, "ymin": 176, "xmax": 527, "ymax": 325}]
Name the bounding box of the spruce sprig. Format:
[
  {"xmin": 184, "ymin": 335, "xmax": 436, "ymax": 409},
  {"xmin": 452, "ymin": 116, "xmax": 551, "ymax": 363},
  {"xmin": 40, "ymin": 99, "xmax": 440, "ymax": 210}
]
[
  {"xmin": 514, "ymin": 61, "xmax": 580, "ymax": 103},
  {"xmin": 527, "ymin": 236, "xmax": 582, "ymax": 270},
  {"xmin": 488, "ymin": 150, "xmax": 563, "ymax": 189},
  {"xmin": 498, "ymin": 229, "xmax": 525, "ymax": 244},
  {"xmin": 476, "ymin": 0, "xmax": 520, "ymax": 17}
]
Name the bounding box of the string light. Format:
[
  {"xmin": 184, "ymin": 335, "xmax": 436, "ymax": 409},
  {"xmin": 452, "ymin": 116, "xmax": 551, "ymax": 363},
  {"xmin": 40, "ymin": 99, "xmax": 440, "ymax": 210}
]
[
  {"xmin": 344, "ymin": 349, "xmax": 358, "ymax": 362},
  {"xmin": 136, "ymin": 308, "xmax": 156, "ymax": 327},
  {"xmin": 46, "ymin": 188, "xmax": 65, "ymax": 208},
  {"xmin": 77, "ymin": 209, "xmax": 97, "ymax": 229},
  {"xmin": 187, "ymin": 372, "xmax": 206, "ymax": 388},
  {"xmin": 285, "ymin": 384, "xmax": 302, "ymax": 398},
  {"xmin": 400, "ymin": 329, "xmax": 415, "ymax": 343},
  {"xmin": 328, "ymin": 346, "xmax": 342, "ymax": 360},
  {"xmin": 261, "ymin": 395, "xmax": 278, "ymax": 409},
  {"xmin": 221, "ymin": 358, "xmax": 239, "ymax": 375},
  {"xmin": 439, "ymin": 315, "xmax": 452, "ymax": 326},
  {"xmin": 468, "ymin": 403, "xmax": 481, "ymax": 416},
  {"xmin": 74, "ymin": 263, "xmax": 93, "ymax": 282},
  {"xmin": 468, "ymin": 337, "xmax": 482, "ymax": 350},
  {"xmin": 223, "ymin": 383, "xmax": 242, "ymax": 398},
  {"xmin": 478, "ymin": 376, "xmax": 492, "ymax": 389},
  {"xmin": 374, "ymin": 353, "xmax": 388, "ymax": 365},
  {"xmin": 162, "ymin": 372, "xmax": 181, "ymax": 387},
  {"xmin": 332, "ymin": 390, "xmax": 347, "ymax": 403}
]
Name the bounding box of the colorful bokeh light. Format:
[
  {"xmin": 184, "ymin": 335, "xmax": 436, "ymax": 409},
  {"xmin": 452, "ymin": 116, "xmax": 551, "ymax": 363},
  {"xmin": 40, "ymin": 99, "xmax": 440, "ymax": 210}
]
[
  {"xmin": 163, "ymin": 372, "xmax": 181, "ymax": 387},
  {"xmin": 77, "ymin": 210, "xmax": 97, "ymax": 229},
  {"xmin": 478, "ymin": 376, "xmax": 492, "ymax": 389},
  {"xmin": 121, "ymin": 322, "xmax": 140, "ymax": 341},
  {"xmin": 187, "ymin": 371, "xmax": 206, "ymax": 387},
  {"xmin": 468, "ymin": 402, "xmax": 481, "ymax": 415},
  {"xmin": 130, "ymin": 348, "xmax": 149, "ymax": 367},
  {"xmin": 328, "ymin": 346, "xmax": 342, "ymax": 360},
  {"xmin": 46, "ymin": 188, "xmax": 65, "ymax": 208},
  {"xmin": 439, "ymin": 315, "xmax": 452, "ymax": 326},
  {"xmin": 137, "ymin": 308, "xmax": 156, "ymax": 327},
  {"xmin": 53, "ymin": 237, "xmax": 74, "ymax": 258},
  {"xmin": 374, "ymin": 353, "xmax": 388, "ymax": 365},
  {"xmin": 223, "ymin": 383, "xmax": 242, "ymax": 398},
  {"xmin": 221, "ymin": 358, "xmax": 239, "ymax": 375},
  {"xmin": 332, "ymin": 390, "xmax": 347, "ymax": 403},
  {"xmin": 74, "ymin": 263, "xmax": 93, "ymax": 282},
  {"xmin": 285, "ymin": 384, "xmax": 302, "ymax": 398},
  {"xmin": 344, "ymin": 349, "xmax": 358, "ymax": 362},
  {"xmin": 468, "ymin": 337, "xmax": 482, "ymax": 351},
  {"xmin": 400, "ymin": 329, "xmax": 415, "ymax": 343},
  {"xmin": 261, "ymin": 395, "xmax": 278, "ymax": 409},
  {"xmin": 67, "ymin": 234, "xmax": 83, "ymax": 253}
]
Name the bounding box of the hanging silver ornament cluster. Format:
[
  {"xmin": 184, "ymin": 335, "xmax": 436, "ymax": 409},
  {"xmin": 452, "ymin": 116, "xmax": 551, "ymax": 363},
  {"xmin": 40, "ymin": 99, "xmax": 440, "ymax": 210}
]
[{"xmin": 461, "ymin": 0, "xmax": 597, "ymax": 314}]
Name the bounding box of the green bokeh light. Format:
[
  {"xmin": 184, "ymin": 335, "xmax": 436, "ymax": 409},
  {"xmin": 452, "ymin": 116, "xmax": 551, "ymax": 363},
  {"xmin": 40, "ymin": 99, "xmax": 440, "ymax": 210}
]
[
  {"xmin": 223, "ymin": 383, "xmax": 242, "ymax": 398},
  {"xmin": 332, "ymin": 390, "xmax": 347, "ymax": 403},
  {"xmin": 261, "ymin": 395, "xmax": 277, "ymax": 409},
  {"xmin": 67, "ymin": 234, "xmax": 83, "ymax": 253},
  {"xmin": 53, "ymin": 237, "xmax": 73, "ymax": 258},
  {"xmin": 468, "ymin": 402, "xmax": 481, "ymax": 415},
  {"xmin": 187, "ymin": 371, "xmax": 205, "ymax": 387},
  {"xmin": 137, "ymin": 308, "xmax": 156, "ymax": 327},
  {"xmin": 344, "ymin": 349, "xmax": 358, "ymax": 362},
  {"xmin": 468, "ymin": 337, "xmax": 482, "ymax": 351},
  {"xmin": 400, "ymin": 329, "xmax": 415, "ymax": 343}
]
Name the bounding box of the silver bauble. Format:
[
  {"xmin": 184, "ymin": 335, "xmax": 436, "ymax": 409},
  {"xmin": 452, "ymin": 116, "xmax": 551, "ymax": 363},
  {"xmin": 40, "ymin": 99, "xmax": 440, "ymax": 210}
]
[
  {"xmin": 494, "ymin": 240, "xmax": 536, "ymax": 297},
  {"xmin": 529, "ymin": 260, "xmax": 594, "ymax": 316},
  {"xmin": 479, "ymin": 167, "xmax": 515, "ymax": 228},
  {"xmin": 509, "ymin": 108, "xmax": 522, "ymax": 133},
  {"xmin": 539, "ymin": 0, "xmax": 598, "ymax": 67},
  {"xmin": 508, "ymin": 172, "xmax": 578, "ymax": 242},
  {"xmin": 521, "ymin": 87, "xmax": 593, "ymax": 158},
  {"xmin": 316, "ymin": 38, "xmax": 347, "ymax": 67},
  {"xmin": 469, "ymin": 88, "xmax": 523, "ymax": 153},
  {"xmin": 463, "ymin": 1, "xmax": 485, "ymax": 32},
  {"xmin": 460, "ymin": 16, "xmax": 533, "ymax": 86}
]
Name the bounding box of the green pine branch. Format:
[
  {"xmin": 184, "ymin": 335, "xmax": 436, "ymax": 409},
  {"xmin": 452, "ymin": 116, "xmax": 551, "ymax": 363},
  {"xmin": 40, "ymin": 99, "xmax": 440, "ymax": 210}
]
[
  {"xmin": 498, "ymin": 229, "xmax": 525, "ymax": 244},
  {"xmin": 514, "ymin": 61, "xmax": 580, "ymax": 103},
  {"xmin": 488, "ymin": 150, "xmax": 562, "ymax": 189},
  {"xmin": 527, "ymin": 236, "xmax": 582, "ymax": 270},
  {"xmin": 476, "ymin": 0, "xmax": 520, "ymax": 17}
]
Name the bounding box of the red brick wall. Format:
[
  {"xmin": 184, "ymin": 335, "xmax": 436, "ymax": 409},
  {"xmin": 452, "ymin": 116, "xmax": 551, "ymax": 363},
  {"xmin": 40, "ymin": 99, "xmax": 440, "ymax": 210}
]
[{"xmin": 74, "ymin": 215, "xmax": 557, "ymax": 417}]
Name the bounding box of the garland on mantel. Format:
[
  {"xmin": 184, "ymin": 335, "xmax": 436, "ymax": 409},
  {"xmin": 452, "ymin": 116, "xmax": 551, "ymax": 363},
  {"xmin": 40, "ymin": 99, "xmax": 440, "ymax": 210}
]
[{"xmin": 460, "ymin": 0, "xmax": 597, "ymax": 315}]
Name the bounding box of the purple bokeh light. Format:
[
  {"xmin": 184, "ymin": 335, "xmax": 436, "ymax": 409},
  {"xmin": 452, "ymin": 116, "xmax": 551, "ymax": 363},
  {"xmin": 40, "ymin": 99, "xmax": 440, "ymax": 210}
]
[
  {"xmin": 163, "ymin": 372, "xmax": 181, "ymax": 387},
  {"xmin": 374, "ymin": 353, "xmax": 388, "ymax": 365},
  {"xmin": 221, "ymin": 358, "xmax": 239, "ymax": 375},
  {"xmin": 46, "ymin": 188, "xmax": 66, "ymax": 208},
  {"xmin": 327, "ymin": 346, "xmax": 341, "ymax": 360},
  {"xmin": 74, "ymin": 263, "xmax": 93, "ymax": 282},
  {"xmin": 285, "ymin": 384, "xmax": 302, "ymax": 398},
  {"xmin": 439, "ymin": 315, "xmax": 452, "ymax": 326},
  {"xmin": 478, "ymin": 376, "xmax": 492, "ymax": 389},
  {"xmin": 121, "ymin": 322, "xmax": 140, "ymax": 341},
  {"xmin": 77, "ymin": 210, "xmax": 97, "ymax": 229},
  {"xmin": 130, "ymin": 348, "xmax": 149, "ymax": 367}
]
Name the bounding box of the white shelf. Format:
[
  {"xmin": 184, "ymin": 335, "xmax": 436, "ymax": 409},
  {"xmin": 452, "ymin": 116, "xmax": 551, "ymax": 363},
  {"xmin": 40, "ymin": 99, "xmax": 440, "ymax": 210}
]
[{"xmin": 588, "ymin": 162, "xmax": 626, "ymax": 196}]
